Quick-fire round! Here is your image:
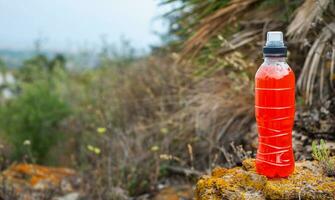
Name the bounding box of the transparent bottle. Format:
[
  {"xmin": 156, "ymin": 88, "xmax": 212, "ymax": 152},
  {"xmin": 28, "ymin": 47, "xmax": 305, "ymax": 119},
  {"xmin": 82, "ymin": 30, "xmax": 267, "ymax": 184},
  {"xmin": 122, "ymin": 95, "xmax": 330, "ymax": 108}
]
[{"xmin": 255, "ymin": 32, "xmax": 295, "ymax": 178}]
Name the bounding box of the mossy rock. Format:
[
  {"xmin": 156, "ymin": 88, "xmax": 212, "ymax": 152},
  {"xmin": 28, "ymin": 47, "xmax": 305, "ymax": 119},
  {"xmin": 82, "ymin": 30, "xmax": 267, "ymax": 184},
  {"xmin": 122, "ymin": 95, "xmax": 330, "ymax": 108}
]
[{"xmin": 195, "ymin": 159, "xmax": 335, "ymax": 200}]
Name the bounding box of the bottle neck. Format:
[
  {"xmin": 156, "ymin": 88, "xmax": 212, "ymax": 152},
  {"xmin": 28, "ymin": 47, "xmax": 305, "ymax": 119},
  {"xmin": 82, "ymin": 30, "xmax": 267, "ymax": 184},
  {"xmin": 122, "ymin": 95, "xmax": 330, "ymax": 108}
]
[{"xmin": 264, "ymin": 56, "xmax": 286, "ymax": 62}]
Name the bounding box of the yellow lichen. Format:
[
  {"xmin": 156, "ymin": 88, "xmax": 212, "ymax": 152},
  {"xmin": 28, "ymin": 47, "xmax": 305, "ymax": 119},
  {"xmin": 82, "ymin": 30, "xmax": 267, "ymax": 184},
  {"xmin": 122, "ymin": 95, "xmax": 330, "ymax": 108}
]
[
  {"xmin": 196, "ymin": 159, "xmax": 335, "ymax": 200},
  {"xmin": 211, "ymin": 167, "xmax": 227, "ymax": 177},
  {"xmin": 242, "ymin": 158, "xmax": 256, "ymax": 171}
]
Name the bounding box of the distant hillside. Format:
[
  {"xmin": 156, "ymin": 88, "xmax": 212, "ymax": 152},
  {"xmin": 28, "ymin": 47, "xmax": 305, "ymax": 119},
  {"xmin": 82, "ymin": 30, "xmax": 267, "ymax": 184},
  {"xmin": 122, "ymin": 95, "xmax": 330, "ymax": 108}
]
[
  {"xmin": 0, "ymin": 49, "xmax": 52, "ymax": 68},
  {"xmin": 0, "ymin": 49, "xmax": 98, "ymax": 69}
]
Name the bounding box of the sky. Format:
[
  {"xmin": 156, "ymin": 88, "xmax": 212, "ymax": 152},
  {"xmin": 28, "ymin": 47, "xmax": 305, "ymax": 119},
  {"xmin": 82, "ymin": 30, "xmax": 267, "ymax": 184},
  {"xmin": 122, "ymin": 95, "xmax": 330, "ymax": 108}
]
[{"xmin": 0, "ymin": 0, "xmax": 169, "ymax": 52}]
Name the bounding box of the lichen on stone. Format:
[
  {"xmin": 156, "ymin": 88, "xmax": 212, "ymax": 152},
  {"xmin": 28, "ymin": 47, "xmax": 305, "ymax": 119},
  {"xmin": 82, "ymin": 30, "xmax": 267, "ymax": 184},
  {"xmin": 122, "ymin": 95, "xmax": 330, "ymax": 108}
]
[{"xmin": 196, "ymin": 159, "xmax": 335, "ymax": 200}]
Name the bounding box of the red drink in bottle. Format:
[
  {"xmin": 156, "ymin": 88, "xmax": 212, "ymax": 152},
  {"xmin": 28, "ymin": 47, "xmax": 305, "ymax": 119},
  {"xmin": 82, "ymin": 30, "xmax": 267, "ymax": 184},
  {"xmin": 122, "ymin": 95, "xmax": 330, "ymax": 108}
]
[{"xmin": 255, "ymin": 32, "xmax": 295, "ymax": 178}]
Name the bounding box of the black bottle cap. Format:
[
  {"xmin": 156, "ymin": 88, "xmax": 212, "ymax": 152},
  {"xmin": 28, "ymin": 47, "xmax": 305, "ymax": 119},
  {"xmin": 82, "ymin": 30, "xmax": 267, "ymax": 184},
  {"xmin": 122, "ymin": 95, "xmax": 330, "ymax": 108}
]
[{"xmin": 263, "ymin": 31, "xmax": 287, "ymax": 57}]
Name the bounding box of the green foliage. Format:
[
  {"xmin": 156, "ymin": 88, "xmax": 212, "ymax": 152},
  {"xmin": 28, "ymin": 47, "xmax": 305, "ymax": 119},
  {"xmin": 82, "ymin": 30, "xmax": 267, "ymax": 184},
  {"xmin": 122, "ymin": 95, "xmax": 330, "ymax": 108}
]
[
  {"xmin": 312, "ymin": 139, "xmax": 329, "ymax": 161},
  {"xmin": 0, "ymin": 54, "xmax": 70, "ymax": 163},
  {"xmin": 312, "ymin": 140, "xmax": 335, "ymax": 176},
  {"xmin": 0, "ymin": 58, "xmax": 7, "ymax": 72},
  {"xmin": 17, "ymin": 54, "xmax": 66, "ymax": 82},
  {"xmin": 98, "ymin": 37, "xmax": 137, "ymax": 68},
  {"xmin": 0, "ymin": 81, "xmax": 69, "ymax": 163}
]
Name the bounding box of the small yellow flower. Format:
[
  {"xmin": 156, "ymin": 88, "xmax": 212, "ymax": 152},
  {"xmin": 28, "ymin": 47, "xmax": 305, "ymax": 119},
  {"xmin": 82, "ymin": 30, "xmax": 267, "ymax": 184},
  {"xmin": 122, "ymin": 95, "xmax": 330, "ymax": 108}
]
[
  {"xmin": 23, "ymin": 140, "xmax": 31, "ymax": 146},
  {"xmin": 159, "ymin": 154, "xmax": 182, "ymax": 163},
  {"xmin": 160, "ymin": 128, "xmax": 168, "ymax": 134},
  {"xmin": 151, "ymin": 145, "xmax": 159, "ymax": 152},
  {"xmin": 97, "ymin": 127, "xmax": 107, "ymax": 135},
  {"xmin": 87, "ymin": 145, "xmax": 101, "ymax": 155},
  {"xmin": 160, "ymin": 154, "xmax": 172, "ymax": 160},
  {"xmin": 94, "ymin": 147, "xmax": 101, "ymax": 155},
  {"xmin": 87, "ymin": 145, "xmax": 94, "ymax": 151}
]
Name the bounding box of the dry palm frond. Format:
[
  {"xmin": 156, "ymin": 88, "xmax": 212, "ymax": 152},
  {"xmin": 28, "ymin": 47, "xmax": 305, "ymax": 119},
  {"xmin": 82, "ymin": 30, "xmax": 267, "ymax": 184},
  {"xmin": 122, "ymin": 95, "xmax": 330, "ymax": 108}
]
[
  {"xmin": 217, "ymin": 20, "xmax": 283, "ymax": 56},
  {"xmin": 287, "ymin": 0, "xmax": 331, "ymax": 39},
  {"xmin": 218, "ymin": 29, "xmax": 263, "ymax": 55},
  {"xmin": 297, "ymin": 22, "xmax": 335, "ymax": 104},
  {"xmin": 161, "ymin": 0, "xmax": 231, "ymax": 40},
  {"xmin": 180, "ymin": 0, "xmax": 260, "ymax": 60}
]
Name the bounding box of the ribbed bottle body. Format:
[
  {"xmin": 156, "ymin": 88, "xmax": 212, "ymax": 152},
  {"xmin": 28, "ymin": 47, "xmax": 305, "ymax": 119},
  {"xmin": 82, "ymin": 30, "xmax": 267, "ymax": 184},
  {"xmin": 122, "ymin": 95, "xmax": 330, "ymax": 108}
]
[{"xmin": 255, "ymin": 58, "xmax": 295, "ymax": 178}]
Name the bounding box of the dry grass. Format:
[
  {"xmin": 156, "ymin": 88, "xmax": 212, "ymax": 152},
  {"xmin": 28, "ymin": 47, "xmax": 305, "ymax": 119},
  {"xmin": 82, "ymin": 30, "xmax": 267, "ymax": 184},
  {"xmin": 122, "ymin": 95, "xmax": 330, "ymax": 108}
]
[
  {"xmin": 64, "ymin": 56, "xmax": 191, "ymax": 197},
  {"xmin": 61, "ymin": 51, "xmax": 256, "ymax": 197}
]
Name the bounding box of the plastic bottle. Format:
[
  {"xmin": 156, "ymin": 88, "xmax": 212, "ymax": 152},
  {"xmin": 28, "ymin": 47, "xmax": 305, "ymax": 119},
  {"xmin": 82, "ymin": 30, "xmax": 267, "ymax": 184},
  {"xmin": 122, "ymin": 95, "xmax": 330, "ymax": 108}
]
[{"xmin": 255, "ymin": 31, "xmax": 295, "ymax": 178}]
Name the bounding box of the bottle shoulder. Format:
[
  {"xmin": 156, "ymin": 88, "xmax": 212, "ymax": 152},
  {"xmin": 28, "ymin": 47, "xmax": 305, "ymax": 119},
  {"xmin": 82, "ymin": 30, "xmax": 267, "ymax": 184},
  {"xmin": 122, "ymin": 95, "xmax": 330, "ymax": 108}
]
[
  {"xmin": 260, "ymin": 60, "xmax": 291, "ymax": 68},
  {"xmin": 256, "ymin": 62, "xmax": 294, "ymax": 77},
  {"xmin": 255, "ymin": 62, "xmax": 295, "ymax": 87}
]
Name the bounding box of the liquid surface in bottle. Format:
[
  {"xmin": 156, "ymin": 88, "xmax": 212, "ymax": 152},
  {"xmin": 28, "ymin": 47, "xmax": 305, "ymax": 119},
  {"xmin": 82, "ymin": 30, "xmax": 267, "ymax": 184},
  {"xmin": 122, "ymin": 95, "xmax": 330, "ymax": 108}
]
[{"xmin": 255, "ymin": 59, "xmax": 295, "ymax": 178}]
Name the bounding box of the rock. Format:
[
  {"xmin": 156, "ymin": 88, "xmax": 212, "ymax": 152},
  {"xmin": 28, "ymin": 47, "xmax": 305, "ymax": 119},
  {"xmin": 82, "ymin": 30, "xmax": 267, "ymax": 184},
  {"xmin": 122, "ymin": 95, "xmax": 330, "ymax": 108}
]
[
  {"xmin": 0, "ymin": 164, "xmax": 83, "ymax": 200},
  {"xmin": 153, "ymin": 185, "xmax": 193, "ymax": 200},
  {"xmin": 104, "ymin": 187, "xmax": 129, "ymax": 200},
  {"xmin": 195, "ymin": 159, "xmax": 335, "ymax": 200},
  {"xmin": 54, "ymin": 192, "xmax": 80, "ymax": 200},
  {"xmin": 295, "ymin": 97, "xmax": 335, "ymax": 137}
]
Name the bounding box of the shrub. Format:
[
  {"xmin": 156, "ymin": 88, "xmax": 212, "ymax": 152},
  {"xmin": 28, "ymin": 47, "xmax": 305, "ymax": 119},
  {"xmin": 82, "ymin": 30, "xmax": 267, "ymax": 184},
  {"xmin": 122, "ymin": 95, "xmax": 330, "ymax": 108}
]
[
  {"xmin": 312, "ymin": 139, "xmax": 335, "ymax": 176},
  {"xmin": 0, "ymin": 81, "xmax": 70, "ymax": 163}
]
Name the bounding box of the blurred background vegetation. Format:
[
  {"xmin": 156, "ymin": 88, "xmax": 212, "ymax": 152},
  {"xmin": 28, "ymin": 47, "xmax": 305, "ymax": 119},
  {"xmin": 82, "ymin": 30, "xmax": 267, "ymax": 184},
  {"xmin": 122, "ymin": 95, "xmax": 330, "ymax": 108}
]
[{"xmin": 0, "ymin": 0, "xmax": 334, "ymax": 199}]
